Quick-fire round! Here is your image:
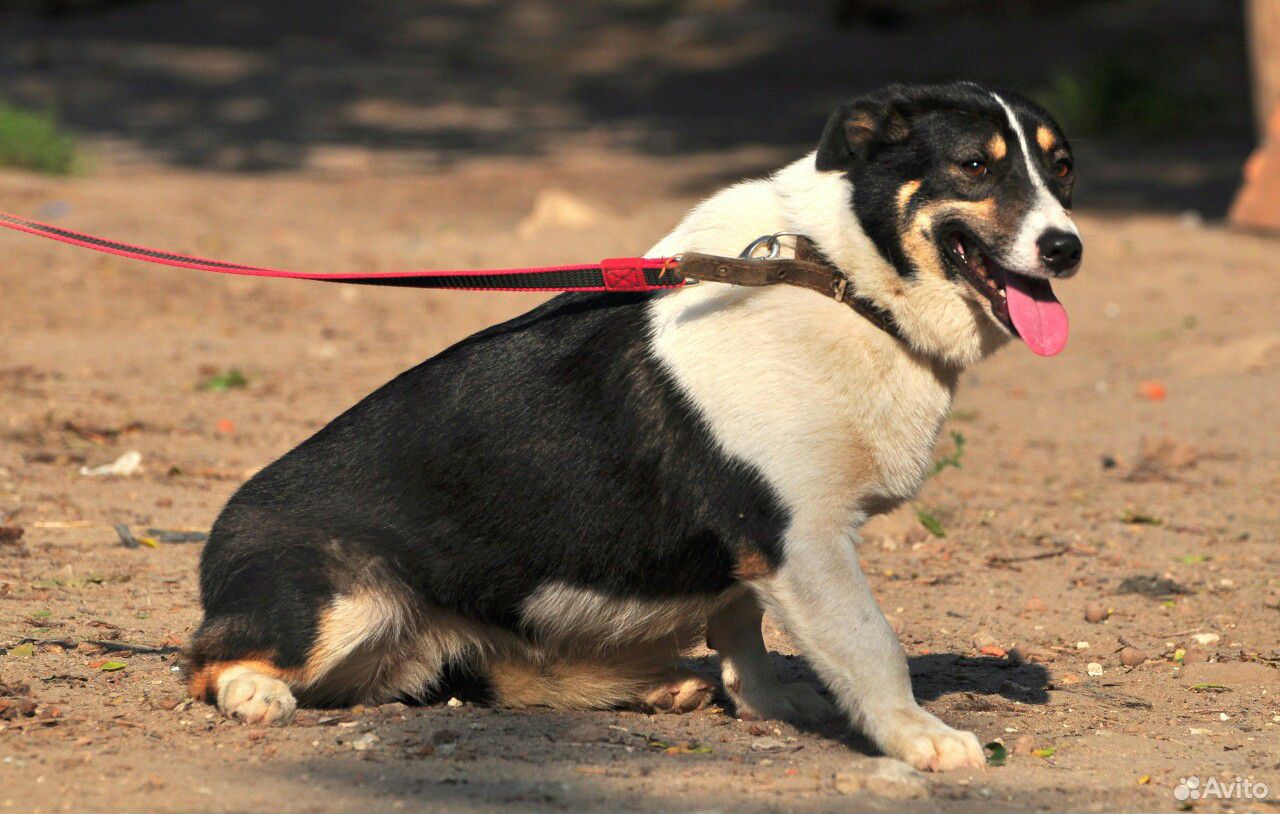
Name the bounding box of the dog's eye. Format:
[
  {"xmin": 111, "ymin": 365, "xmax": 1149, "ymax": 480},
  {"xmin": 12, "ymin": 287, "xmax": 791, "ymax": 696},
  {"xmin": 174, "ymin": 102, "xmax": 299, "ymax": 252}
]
[
  {"xmin": 959, "ymin": 159, "xmax": 987, "ymax": 178},
  {"xmin": 1053, "ymin": 158, "xmax": 1073, "ymax": 179}
]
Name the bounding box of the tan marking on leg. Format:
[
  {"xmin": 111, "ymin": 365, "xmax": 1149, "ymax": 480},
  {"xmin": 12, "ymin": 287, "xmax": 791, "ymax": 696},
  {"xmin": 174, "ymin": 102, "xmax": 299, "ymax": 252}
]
[
  {"xmin": 187, "ymin": 654, "xmax": 303, "ymax": 703},
  {"xmin": 987, "ymin": 133, "xmax": 1007, "ymax": 161},
  {"xmin": 1036, "ymin": 125, "xmax": 1056, "ymax": 153},
  {"xmin": 733, "ymin": 549, "xmax": 775, "ymax": 581},
  {"xmin": 489, "ymin": 649, "xmax": 685, "ymax": 711}
]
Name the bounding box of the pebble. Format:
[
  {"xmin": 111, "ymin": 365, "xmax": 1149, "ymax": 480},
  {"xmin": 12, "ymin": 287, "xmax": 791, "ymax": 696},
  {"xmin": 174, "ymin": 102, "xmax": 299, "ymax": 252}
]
[
  {"xmin": 972, "ymin": 632, "xmax": 997, "ymax": 650},
  {"xmin": 1087, "ymin": 662, "xmax": 1104, "ymax": 676},
  {"xmin": 1024, "ymin": 597, "xmax": 1048, "ymax": 613},
  {"xmin": 1084, "ymin": 604, "xmax": 1110, "ymax": 624},
  {"xmin": 1191, "ymin": 632, "xmax": 1220, "ymax": 646},
  {"xmin": 1118, "ymin": 647, "xmax": 1147, "ymax": 667},
  {"xmin": 750, "ymin": 736, "xmax": 787, "ymax": 752},
  {"xmin": 349, "ymin": 732, "xmax": 379, "ymax": 751},
  {"xmin": 1012, "ymin": 734, "xmax": 1037, "ymax": 755},
  {"xmin": 1008, "ymin": 645, "xmax": 1054, "ymax": 664}
]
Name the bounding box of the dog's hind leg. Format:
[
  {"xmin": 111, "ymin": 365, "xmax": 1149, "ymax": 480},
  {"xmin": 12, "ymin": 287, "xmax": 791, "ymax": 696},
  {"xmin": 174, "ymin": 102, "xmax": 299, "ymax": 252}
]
[
  {"xmin": 706, "ymin": 590, "xmax": 835, "ymax": 724},
  {"xmin": 188, "ymin": 518, "xmax": 467, "ymax": 724},
  {"xmin": 487, "ymin": 647, "xmax": 714, "ymax": 714},
  {"xmin": 189, "ymin": 582, "xmax": 486, "ymax": 724},
  {"xmin": 187, "ymin": 655, "xmax": 301, "ymax": 725}
]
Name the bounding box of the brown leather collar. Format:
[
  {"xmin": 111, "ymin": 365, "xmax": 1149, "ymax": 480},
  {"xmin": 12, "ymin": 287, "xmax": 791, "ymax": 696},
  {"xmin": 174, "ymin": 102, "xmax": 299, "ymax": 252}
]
[{"xmin": 674, "ymin": 236, "xmax": 904, "ymax": 342}]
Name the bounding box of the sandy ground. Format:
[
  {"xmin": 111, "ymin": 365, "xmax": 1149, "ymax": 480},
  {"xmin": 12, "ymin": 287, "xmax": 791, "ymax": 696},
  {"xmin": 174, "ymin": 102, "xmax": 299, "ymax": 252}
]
[{"xmin": 1, "ymin": 151, "xmax": 1279, "ymax": 813}]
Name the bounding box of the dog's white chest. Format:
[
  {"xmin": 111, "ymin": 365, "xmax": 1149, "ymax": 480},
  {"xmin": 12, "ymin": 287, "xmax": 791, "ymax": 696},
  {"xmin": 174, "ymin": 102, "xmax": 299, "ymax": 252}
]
[{"xmin": 648, "ymin": 284, "xmax": 955, "ymax": 526}]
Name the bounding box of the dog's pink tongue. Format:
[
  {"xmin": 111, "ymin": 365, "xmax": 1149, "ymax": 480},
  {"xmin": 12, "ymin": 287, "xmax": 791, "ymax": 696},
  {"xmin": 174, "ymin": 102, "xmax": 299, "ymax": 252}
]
[{"xmin": 1005, "ymin": 273, "xmax": 1069, "ymax": 356}]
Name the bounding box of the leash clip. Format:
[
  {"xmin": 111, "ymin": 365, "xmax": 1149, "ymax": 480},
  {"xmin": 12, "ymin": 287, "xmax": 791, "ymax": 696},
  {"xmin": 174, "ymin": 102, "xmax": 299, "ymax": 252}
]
[{"xmin": 739, "ymin": 231, "xmax": 804, "ymax": 260}]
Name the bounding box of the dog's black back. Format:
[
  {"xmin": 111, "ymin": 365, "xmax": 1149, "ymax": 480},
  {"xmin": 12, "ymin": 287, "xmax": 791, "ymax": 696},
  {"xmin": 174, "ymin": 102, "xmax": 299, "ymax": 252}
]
[{"xmin": 190, "ymin": 292, "xmax": 788, "ymax": 683}]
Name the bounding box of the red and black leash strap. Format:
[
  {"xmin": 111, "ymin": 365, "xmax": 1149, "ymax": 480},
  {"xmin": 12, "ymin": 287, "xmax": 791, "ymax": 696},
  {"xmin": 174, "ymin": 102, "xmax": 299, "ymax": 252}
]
[{"xmin": 0, "ymin": 210, "xmax": 685, "ymax": 294}]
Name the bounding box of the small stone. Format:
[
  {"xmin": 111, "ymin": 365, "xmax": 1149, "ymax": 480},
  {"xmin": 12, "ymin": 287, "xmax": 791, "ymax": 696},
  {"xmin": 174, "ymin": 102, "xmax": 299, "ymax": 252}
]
[
  {"xmin": 1075, "ymin": 641, "xmax": 1090, "ymax": 650},
  {"xmin": 972, "ymin": 632, "xmax": 997, "ymax": 650},
  {"xmin": 750, "ymin": 736, "xmax": 787, "ymax": 752},
  {"xmin": 446, "ymin": 696, "xmax": 463, "ymax": 707},
  {"xmin": 1057, "ymin": 673, "xmax": 1083, "ymax": 686},
  {"xmin": 1087, "ymin": 662, "xmax": 1104, "ymax": 676},
  {"xmin": 1008, "ymin": 646, "xmax": 1054, "ymax": 664},
  {"xmin": 1084, "ymin": 604, "xmax": 1110, "ymax": 624},
  {"xmin": 1024, "ymin": 597, "xmax": 1048, "ymax": 613},
  {"xmin": 1191, "ymin": 632, "xmax": 1220, "ymax": 646},
  {"xmin": 1118, "ymin": 647, "xmax": 1147, "ymax": 667},
  {"xmin": 1012, "ymin": 734, "xmax": 1037, "ymax": 755},
  {"xmin": 349, "ymin": 732, "xmax": 379, "ymax": 751},
  {"xmin": 834, "ymin": 758, "xmax": 928, "ymax": 799}
]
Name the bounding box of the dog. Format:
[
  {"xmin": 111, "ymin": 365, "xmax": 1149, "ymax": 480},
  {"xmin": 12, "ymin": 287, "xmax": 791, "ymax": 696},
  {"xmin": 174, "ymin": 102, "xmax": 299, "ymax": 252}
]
[{"xmin": 185, "ymin": 81, "xmax": 1081, "ymax": 772}]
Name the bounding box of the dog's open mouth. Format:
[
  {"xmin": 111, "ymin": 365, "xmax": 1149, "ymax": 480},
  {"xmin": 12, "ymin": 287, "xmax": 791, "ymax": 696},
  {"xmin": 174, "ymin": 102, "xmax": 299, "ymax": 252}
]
[{"xmin": 942, "ymin": 231, "xmax": 1069, "ymax": 357}]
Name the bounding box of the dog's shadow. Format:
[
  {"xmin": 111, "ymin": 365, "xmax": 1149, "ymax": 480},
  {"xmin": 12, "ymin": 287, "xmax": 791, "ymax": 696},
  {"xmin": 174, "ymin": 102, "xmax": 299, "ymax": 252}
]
[{"xmin": 688, "ymin": 649, "xmax": 1050, "ymax": 749}]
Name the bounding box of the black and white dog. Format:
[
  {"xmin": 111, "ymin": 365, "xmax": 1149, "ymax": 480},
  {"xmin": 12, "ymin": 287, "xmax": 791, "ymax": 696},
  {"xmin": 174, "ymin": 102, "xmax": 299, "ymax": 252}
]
[{"xmin": 187, "ymin": 81, "xmax": 1081, "ymax": 772}]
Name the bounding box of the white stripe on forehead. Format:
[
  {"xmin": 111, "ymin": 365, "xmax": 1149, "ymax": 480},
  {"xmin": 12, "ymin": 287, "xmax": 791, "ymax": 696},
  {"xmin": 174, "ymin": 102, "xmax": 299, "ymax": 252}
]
[
  {"xmin": 990, "ymin": 91, "xmax": 1050, "ymax": 193},
  {"xmin": 987, "ymin": 90, "xmax": 1079, "ymax": 271}
]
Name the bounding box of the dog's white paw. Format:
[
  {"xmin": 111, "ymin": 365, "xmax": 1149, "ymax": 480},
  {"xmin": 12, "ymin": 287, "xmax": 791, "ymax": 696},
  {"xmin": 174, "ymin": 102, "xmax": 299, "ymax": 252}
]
[
  {"xmin": 734, "ymin": 681, "xmax": 837, "ymax": 726},
  {"xmin": 217, "ymin": 669, "xmax": 297, "ymax": 726},
  {"xmin": 872, "ymin": 706, "xmax": 984, "ymax": 772}
]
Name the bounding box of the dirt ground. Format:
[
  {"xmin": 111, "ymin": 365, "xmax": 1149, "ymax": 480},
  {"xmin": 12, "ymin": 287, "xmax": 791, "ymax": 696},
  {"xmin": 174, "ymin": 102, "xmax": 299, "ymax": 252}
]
[{"xmin": 1, "ymin": 141, "xmax": 1279, "ymax": 814}]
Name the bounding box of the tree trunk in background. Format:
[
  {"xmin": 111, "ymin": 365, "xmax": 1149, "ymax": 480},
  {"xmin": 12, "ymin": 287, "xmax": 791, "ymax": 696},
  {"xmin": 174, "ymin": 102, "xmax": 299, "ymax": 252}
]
[
  {"xmin": 1247, "ymin": 0, "xmax": 1280, "ymax": 136},
  {"xmin": 1230, "ymin": 0, "xmax": 1280, "ymax": 230}
]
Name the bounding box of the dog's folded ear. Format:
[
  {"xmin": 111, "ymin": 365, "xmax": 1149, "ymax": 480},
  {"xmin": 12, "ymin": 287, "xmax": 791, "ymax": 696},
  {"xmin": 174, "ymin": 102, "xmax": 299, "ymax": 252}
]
[{"xmin": 815, "ymin": 95, "xmax": 910, "ymax": 172}]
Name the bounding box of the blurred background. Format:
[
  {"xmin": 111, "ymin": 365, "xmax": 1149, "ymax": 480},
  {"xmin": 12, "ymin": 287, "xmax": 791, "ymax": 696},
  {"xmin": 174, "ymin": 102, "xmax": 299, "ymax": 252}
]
[
  {"xmin": 2, "ymin": 3, "xmax": 1280, "ymax": 812},
  {"xmin": 0, "ymin": 0, "xmax": 1263, "ymax": 214}
]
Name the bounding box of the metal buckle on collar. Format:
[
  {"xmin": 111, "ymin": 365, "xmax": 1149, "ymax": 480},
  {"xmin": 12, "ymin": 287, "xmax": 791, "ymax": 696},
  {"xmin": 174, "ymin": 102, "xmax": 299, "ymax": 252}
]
[
  {"xmin": 832, "ymin": 274, "xmax": 849, "ymax": 303},
  {"xmin": 739, "ymin": 231, "xmax": 804, "ymax": 260}
]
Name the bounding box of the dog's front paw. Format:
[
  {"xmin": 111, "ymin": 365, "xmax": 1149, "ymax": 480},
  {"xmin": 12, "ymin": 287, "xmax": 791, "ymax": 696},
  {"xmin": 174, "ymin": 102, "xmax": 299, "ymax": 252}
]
[
  {"xmin": 734, "ymin": 681, "xmax": 837, "ymax": 726},
  {"xmin": 871, "ymin": 706, "xmax": 984, "ymax": 772},
  {"xmin": 217, "ymin": 669, "xmax": 297, "ymax": 726}
]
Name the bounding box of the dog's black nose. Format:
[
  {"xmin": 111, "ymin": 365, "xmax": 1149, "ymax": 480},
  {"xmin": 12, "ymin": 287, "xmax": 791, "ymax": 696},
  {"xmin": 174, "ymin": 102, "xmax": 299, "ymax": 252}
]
[{"xmin": 1037, "ymin": 229, "xmax": 1083, "ymax": 275}]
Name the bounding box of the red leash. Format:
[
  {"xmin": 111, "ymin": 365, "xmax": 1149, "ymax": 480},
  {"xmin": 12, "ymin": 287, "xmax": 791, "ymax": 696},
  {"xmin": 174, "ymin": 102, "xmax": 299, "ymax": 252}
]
[{"xmin": 0, "ymin": 210, "xmax": 683, "ymax": 294}]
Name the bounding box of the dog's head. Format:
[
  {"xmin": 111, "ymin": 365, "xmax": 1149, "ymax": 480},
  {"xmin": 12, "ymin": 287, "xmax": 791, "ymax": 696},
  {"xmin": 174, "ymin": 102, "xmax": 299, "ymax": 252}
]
[{"xmin": 815, "ymin": 82, "xmax": 1080, "ymax": 358}]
